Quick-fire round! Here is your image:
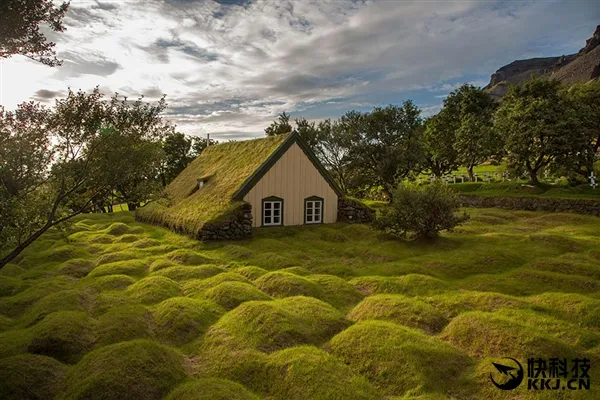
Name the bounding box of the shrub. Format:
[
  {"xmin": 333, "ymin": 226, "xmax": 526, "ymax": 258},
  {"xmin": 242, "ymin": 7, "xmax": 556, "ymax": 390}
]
[
  {"xmin": 164, "ymin": 378, "xmax": 260, "ymax": 400},
  {"xmin": 374, "ymin": 181, "xmax": 469, "ymax": 239},
  {"xmin": 0, "ymin": 354, "xmax": 67, "ymax": 400},
  {"xmin": 58, "ymin": 339, "xmax": 188, "ymax": 400},
  {"xmin": 152, "ymin": 297, "xmax": 224, "ymax": 345}
]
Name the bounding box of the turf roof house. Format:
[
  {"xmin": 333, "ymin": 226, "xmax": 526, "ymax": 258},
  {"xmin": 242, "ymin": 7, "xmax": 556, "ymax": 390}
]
[{"xmin": 137, "ymin": 132, "xmax": 371, "ymax": 240}]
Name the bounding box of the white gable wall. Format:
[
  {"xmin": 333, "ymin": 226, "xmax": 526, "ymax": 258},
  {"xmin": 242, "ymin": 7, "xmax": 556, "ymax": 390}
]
[{"xmin": 243, "ymin": 142, "xmax": 338, "ymax": 227}]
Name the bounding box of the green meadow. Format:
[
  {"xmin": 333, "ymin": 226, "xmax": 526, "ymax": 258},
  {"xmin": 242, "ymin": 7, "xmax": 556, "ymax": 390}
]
[{"xmin": 1, "ymin": 208, "xmax": 600, "ymax": 399}]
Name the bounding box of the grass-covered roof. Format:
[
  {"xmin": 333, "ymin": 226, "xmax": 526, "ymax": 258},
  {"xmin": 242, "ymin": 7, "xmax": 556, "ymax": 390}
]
[{"xmin": 137, "ymin": 135, "xmax": 288, "ymax": 237}]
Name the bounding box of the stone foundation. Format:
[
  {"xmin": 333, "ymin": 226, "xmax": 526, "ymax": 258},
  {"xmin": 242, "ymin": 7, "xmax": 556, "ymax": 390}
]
[
  {"xmin": 200, "ymin": 203, "xmax": 253, "ymax": 241},
  {"xmin": 459, "ymin": 195, "xmax": 600, "ymax": 217},
  {"xmin": 337, "ymin": 197, "xmax": 375, "ymax": 223}
]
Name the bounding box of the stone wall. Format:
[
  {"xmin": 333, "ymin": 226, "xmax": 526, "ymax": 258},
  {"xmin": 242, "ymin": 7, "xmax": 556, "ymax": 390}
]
[
  {"xmin": 337, "ymin": 197, "xmax": 375, "ymax": 223},
  {"xmin": 459, "ymin": 195, "xmax": 600, "ymax": 217},
  {"xmin": 200, "ymin": 203, "xmax": 253, "ymax": 241}
]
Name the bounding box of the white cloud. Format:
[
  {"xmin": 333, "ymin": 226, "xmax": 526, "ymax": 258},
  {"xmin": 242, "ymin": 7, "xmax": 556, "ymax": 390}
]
[{"xmin": 0, "ymin": 0, "xmax": 598, "ymax": 139}]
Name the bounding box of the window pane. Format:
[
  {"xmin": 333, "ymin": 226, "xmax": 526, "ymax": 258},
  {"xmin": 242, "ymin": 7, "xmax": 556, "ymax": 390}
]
[
  {"xmin": 265, "ymin": 203, "xmax": 272, "ymax": 210},
  {"xmin": 315, "ymin": 201, "xmax": 321, "ymax": 209},
  {"xmin": 265, "ymin": 217, "xmax": 271, "ymax": 224},
  {"xmin": 274, "ymin": 216, "xmax": 280, "ymax": 224},
  {"xmin": 307, "ymin": 215, "xmax": 313, "ymax": 222},
  {"xmin": 265, "ymin": 210, "xmax": 272, "ymax": 217},
  {"xmin": 274, "ymin": 202, "xmax": 280, "ymax": 210}
]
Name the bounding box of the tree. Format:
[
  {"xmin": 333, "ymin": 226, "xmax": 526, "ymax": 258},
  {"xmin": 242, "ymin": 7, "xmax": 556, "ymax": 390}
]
[
  {"xmin": 0, "ymin": 88, "xmax": 173, "ymax": 269},
  {"xmin": 346, "ymin": 102, "xmax": 424, "ymax": 200},
  {"xmin": 161, "ymin": 132, "xmax": 193, "ymax": 186},
  {"xmin": 374, "ymin": 181, "xmax": 469, "ymax": 240},
  {"xmin": 564, "ymin": 78, "xmax": 600, "ymax": 178},
  {"xmin": 265, "ymin": 112, "xmax": 293, "ymax": 136},
  {"xmin": 442, "ymin": 84, "xmax": 500, "ymax": 181},
  {"xmin": 0, "ymin": 0, "xmax": 70, "ymax": 66},
  {"xmin": 294, "ymin": 117, "xmax": 319, "ymax": 148},
  {"xmin": 191, "ymin": 136, "xmax": 216, "ymax": 157},
  {"xmin": 313, "ymin": 119, "xmax": 353, "ymax": 193},
  {"xmin": 494, "ymin": 79, "xmax": 583, "ymax": 185},
  {"xmin": 422, "ymin": 114, "xmax": 460, "ymax": 177}
]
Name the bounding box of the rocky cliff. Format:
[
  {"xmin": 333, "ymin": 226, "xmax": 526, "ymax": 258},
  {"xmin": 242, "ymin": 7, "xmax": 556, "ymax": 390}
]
[{"xmin": 485, "ymin": 25, "xmax": 600, "ymax": 99}]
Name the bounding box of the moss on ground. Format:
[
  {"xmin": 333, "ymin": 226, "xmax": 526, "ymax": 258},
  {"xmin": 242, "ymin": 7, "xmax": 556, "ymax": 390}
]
[
  {"xmin": 183, "ymin": 272, "xmax": 251, "ymax": 298},
  {"xmin": 87, "ymin": 259, "xmax": 148, "ymax": 278},
  {"xmin": 57, "ymin": 259, "xmax": 97, "ymax": 278},
  {"xmin": 204, "ymin": 296, "xmax": 350, "ymax": 352},
  {"xmin": 164, "ymin": 378, "xmax": 260, "ymax": 400},
  {"xmin": 348, "ymin": 294, "xmax": 448, "ymax": 333},
  {"xmin": 266, "ymin": 346, "xmax": 382, "ymax": 400},
  {"xmin": 83, "ymin": 274, "xmax": 136, "ymax": 291},
  {"xmin": 152, "ymin": 297, "xmax": 224, "ymax": 345},
  {"xmin": 307, "ymin": 274, "xmax": 364, "ymax": 310},
  {"xmin": 153, "ymin": 265, "xmax": 227, "ymax": 281},
  {"xmin": 125, "ymin": 276, "xmax": 182, "ymax": 304},
  {"xmin": 255, "ymin": 271, "xmax": 324, "ymax": 299},
  {"xmin": 233, "ymin": 266, "xmax": 268, "ymax": 280},
  {"xmin": 95, "ymin": 305, "xmax": 153, "ymax": 345},
  {"xmin": 19, "ymin": 289, "xmax": 89, "ymax": 327},
  {"xmin": 203, "ymin": 282, "xmax": 272, "ymax": 310},
  {"xmin": 58, "ymin": 339, "xmax": 188, "ymax": 400},
  {"xmin": 166, "ymin": 249, "xmax": 214, "ymax": 265},
  {"xmin": 328, "ymin": 321, "xmax": 474, "ymax": 398},
  {"xmin": 349, "ymin": 274, "xmax": 449, "ymax": 297},
  {"xmin": 0, "ymin": 354, "xmax": 67, "ymax": 400},
  {"xmin": 28, "ymin": 311, "xmax": 96, "ymax": 364},
  {"xmin": 95, "ymin": 250, "xmax": 139, "ymax": 265}
]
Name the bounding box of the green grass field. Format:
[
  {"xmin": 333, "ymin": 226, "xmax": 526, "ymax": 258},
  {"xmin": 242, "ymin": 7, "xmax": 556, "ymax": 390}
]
[{"xmin": 1, "ymin": 209, "xmax": 600, "ymax": 399}]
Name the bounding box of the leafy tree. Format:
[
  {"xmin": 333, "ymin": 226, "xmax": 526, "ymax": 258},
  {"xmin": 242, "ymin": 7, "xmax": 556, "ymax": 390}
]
[
  {"xmin": 442, "ymin": 84, "xmax": 500, "ymax": 181},
  {"xmin": 265, "ymin": 112, "xmax": 293, "ymax": 136},
  {"xmin": 161, "ymin": 132, "xmax": 193, "ymax": 186},
  {"xmin": 0, "ymin": 88, "xmax": 173, "ymax": 269},
  {"xmin": 294, "ymin": 117, "xmax": 320, "ymax": 148},
  {"xmin": 346, "ymin": 102, "xmax": 424, "ymax": 200},
  {"xmin": 0, "ymin": 0, "xmax": 69, "ymax": 66},
  {"xmin": 422, "ymin": 114, "xmax": 460, "ymax": 177},
  {"xmin": 494, "ymin": 79, "xmax": 583, "ymax": 185},
  {"xmin": 374, "ymin": 181, "xmax": 469, "ymax": 240},
  {"xmin": 564, "ymin": 78, "xmax": 600, "ymax": 178},
  {"xmin": 313, "ymin": 119, "xmax": 353, "ymax": 193},
  {"xmin": 191, "ymin": 136, "xmax": 216, "ymax": 157}
]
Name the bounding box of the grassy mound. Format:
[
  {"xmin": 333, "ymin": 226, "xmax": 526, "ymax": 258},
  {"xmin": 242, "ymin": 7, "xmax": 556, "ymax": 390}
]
[
  {"xmin": 125, "ymin": 276, "xmax": 182, "ymax": 304},
  {"xmin": 203, "ymin": 282, "xmax": 272, "ymax": 310},
  {"xmin": 279, "ymin": 266, "xmax": 312, "ymax": 276},
  {"xmin": 348, "ymin": 294, "xmax": 448, "ymax": 333},
  {"xmin": 255, "ymin": 271, "xmax": 324, "ymax": 299},
  {"xmin": 0, "ymin": 276, "xmax": 24, "ymax": 297},
  {"xmin": 0, "ymin": 276, "xmax": 74, "ymax": 317},
  {"xmin": 58, "ymin": 339, "xmax": 188, "ymax": 400},
  {"xmin": 152, "ymin": 297, "xmax": 224, "ymax": 345},
  {"xmin": 328, "ymin": 321, "xmax": 473, "ymax": 397},
  {"xmin": 149, "ymin": 258, "xmax": 178, "ymax": 272},
  {"xmin": 0, "ymin": 314, "xmax": 13, "ymax": 331},
  {"xmin": 28, "ymin": 311, "xmax": 97, "ymax": 364},
  {"xmin": 308, "ymin": 274, "xmax": 363, "ymax": 310},
  {"xmin": 0, "ymin": 263, "xmax": 25, "ymax": 276},
  {"xmin": 19, "ymin": 289, "xmax": 88, "ymax": 327},
  {"xmin": 166, "ymin": 249, "xmax": 214, "ymax": 265},
  {"xmin": 153, "ymin": 265, "xmax": 227, "ymax": 281},
  {"xmin": 423, "ymin": 291, "xmax": 529, "ymax": 318},
  {"xmin": 96, "ymin": 251, "xmax": 139, "ymax": 265},
  {"xmin": 96, "ymin": 305, "xmax": 153, "ymax": 345},
  {"xmin": 105, "ymin": 222, "xmax": 143, "ymax": 236},
  {"xmin": 164, "ymin": 378, "xmax": 260, "ymax": 400},
  {"xmin": 233, "ymin": 266, "xmax": 268, "ymax": 280},
  {"xmin": 266, "ymin": 346, "xmax": 382, "ymax": 400},
  {"xmin": 440, "ymin": 311, "xmax": 576, "ymax": 359},
  {"xmin": 83, "ymin": 274, "xmax": 136, "ymax": 291},
  {"xmin": 130, "ymin": 238, "xmax": 161, "ymax": 248},
  {"xmin": 349, "ymin": 274, "xmax": 449, "ymax": 297},
  {"xmin": 528, "ymin": 292, "xmax": 600, "ymax": 328},
  {"xmin": 183, "ymin": 273, "xmax": 251, "ymax": 298},
  {"xmin": 0, "ymin": 354, "xmax": 67, "ymax": 400},
  {"xmin": 57, "ymin": 259, "xmax": 97, "ymax": 278},
  {"xmin": 87, "ymin": 260, "xmax": 148, "ymax": 278},
  {"xmin": 20, "ymin": 244, "xmax": 88, "ymax": 266},
  {"xmin": 204, "ymin": 296, "xmax": 349, "ymax": 352}
]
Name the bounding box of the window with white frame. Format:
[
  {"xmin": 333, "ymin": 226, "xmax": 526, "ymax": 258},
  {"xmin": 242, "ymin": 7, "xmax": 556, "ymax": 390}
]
[
  {"xmin": 305, "ymin": 198, "xmax": 323, "ymax": 224},
  {"xmin": 263, "ymin": 198, "xmax": 283, "ymax": 226}
]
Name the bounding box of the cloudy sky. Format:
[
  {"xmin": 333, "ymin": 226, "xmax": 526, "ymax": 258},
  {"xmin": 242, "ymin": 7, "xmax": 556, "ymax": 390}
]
[{"xmin": 1, "ymin": 0, "xmax": 598, "ymax": 140}]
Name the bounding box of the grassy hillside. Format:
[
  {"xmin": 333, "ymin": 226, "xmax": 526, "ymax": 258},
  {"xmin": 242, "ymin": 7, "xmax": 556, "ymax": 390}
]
[{"xmin": 1, "ymin": 209, "xmax": 600, "ymax": 399}]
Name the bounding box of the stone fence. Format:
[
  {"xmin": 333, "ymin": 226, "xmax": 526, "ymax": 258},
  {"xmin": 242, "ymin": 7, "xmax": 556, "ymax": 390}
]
[
  {"xmin": 337, "ymin": 197, "xmax": 376, "ymax": 223},
  {"xmin": 459, "ymin": 195, "xmax": 600, "ymax": 217},
  {"xmin": 200, "ymin": 203, "xmax": 253, "ymax": 241}
]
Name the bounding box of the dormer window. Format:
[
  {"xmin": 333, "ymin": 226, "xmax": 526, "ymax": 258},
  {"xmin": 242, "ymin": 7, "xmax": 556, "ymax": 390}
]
[{"xmin": 197, "ymin": 179, "xmax": 206, "ymax": 189}]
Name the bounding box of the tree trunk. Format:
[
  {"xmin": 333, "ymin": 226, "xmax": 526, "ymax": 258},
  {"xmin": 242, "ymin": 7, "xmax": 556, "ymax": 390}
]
[
  {"xmin": 467, "ymin": 166, "xmax": 474, "ymax": 182},
  {"xmin": 528, "ymin": 168, "xmax": 540, "ymax": 185},
  {"xmin": 0, "ymin": 223, "xmax": 52, "ymax": 269},
  {"xmin": 127, "ymin": 202, "xmax": 138, "ymax": 211},
  {"xmin": 381, "ymin": 186, "xmax": 393, "ymax": 203}
]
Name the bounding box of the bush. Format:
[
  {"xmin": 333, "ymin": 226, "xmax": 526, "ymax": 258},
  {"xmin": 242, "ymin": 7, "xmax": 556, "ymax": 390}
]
[{"xmin": 374, "ymin": 182, "xmax": 469, "ymax": 239}]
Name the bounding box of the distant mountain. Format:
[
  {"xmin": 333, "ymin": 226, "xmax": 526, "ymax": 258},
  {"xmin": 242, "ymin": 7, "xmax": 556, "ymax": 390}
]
[{"xmin": 484, "ymin": 25, "xmax": 600, "ymax": 99}]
